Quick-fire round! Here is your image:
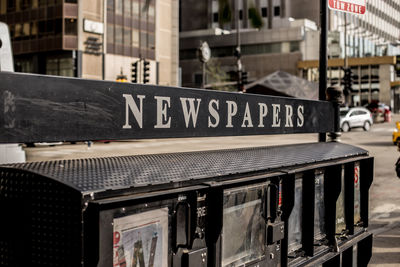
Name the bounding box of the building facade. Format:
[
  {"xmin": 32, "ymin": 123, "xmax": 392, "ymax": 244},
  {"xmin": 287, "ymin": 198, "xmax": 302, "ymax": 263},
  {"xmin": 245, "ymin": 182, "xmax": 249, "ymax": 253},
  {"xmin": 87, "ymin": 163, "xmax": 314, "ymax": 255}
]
[
  {"xmin": 298, "ymin": 56, "xmax": 397, "ymax": 106},
  {"xmin": 179, "ymin": 0, "xmax": 400, "ymax": 108},
  {"xmin": 0, "ymin": 0, "xmax": 179, "ymax": 86},
  {"xmin": 180, "ymin": 20, "xmax": 319, "ymax": 89},
  {"xmin": 179, "ymin": 0, "xmax": 322, "ymax": 89},
  {"xmin": 298, "ymin": 0, "xmax": 400, "ymax": 107}
]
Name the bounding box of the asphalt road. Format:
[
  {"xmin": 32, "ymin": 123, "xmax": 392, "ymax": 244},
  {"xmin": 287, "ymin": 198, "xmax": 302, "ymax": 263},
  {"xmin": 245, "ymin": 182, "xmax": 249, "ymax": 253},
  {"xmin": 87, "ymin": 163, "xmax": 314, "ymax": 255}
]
[{"xmin": 23, "ymin": 115, "xmax": 400, "ymax": 266}]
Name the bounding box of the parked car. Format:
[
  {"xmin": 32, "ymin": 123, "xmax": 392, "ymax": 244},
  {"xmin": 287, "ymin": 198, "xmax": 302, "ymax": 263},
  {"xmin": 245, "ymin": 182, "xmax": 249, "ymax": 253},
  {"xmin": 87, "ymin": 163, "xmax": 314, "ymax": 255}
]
[
  {"xmin": 392, "ymin": 121, "xmax": 400, "ymax": 145},
  {"xmin": 340, "ymin": 107, "xmax": 373, "ymax": 132}
]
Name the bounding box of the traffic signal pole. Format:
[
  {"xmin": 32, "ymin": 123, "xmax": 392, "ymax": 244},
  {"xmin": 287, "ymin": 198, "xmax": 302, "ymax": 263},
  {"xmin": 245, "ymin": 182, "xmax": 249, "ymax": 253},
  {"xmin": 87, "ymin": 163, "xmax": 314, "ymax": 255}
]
[{"xmin": 319, "ymin": 0, "xmax": 328, "ymax": 142}]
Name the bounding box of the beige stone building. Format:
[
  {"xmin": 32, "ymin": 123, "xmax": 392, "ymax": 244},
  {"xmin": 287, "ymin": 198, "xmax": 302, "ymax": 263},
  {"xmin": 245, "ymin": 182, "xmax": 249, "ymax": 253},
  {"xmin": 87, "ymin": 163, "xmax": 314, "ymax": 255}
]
[{"xmin": 1, "ymin": 0, "xmax": 179, "ymax": 86}]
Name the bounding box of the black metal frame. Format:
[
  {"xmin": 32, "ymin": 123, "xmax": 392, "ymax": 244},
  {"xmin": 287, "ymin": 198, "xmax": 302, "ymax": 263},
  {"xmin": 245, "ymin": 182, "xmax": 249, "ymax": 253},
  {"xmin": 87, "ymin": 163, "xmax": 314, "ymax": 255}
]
[{"xmin": 0, "ymin": 143, "xmax": 373, "ymax": 267}]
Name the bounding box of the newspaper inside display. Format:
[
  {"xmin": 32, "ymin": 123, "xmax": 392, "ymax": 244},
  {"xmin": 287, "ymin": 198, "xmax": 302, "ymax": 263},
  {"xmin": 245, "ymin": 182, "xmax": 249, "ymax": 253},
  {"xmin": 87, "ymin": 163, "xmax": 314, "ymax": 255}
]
[
  {"xmin": 221, "ymin": 183, "xmax": 267, "ymax": 267},
  {"xmin": 336, "ymin": 166, "xmax": 346, "ymax": 235},
  {"xmin": 113, "ymin": 208, "xmax": 168, "ymax": 267},
  {"xmin": 314, "ymin": 170, "xmax": 326, "ymax": 241},
  {"xmin": 354, "ymin": 162, "xmax": 361, "ymax": 225},
  {"xmin": 288, "ymin": 175, "xmax": 303, "ymax": 253}
]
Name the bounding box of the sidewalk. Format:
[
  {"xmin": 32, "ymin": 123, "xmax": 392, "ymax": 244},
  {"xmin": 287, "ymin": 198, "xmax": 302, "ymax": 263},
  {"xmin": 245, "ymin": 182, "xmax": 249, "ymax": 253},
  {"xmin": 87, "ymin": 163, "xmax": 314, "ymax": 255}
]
[
  {"xmin": 369, "ymin": 113, "xmax": 400, "ymax": 266},
  {"xmin": 369, "ymin": 221, "xmax": 400, "ymax": 266}
]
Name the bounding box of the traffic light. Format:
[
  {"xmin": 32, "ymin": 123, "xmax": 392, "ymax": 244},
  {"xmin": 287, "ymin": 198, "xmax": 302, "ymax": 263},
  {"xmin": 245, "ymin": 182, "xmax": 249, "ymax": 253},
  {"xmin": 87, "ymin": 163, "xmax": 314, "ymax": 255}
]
[
  {"xmin": 143, "ymin": 60, "xmax": 150, "ymax": 84},
  {"xmin": 131, "ymin": 61, "xmax": 138, "ymax": 83},
  {"xmin": 343, "ymin": 68, "xmax": 353, "ymax": 96}
]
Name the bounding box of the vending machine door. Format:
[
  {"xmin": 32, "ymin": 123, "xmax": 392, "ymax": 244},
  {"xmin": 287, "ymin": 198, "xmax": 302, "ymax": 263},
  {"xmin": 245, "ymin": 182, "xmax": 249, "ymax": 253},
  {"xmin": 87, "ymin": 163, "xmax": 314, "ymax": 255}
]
[{"xmin": 221, "ymin": 183, "xmax": 268, "ymax": 267}]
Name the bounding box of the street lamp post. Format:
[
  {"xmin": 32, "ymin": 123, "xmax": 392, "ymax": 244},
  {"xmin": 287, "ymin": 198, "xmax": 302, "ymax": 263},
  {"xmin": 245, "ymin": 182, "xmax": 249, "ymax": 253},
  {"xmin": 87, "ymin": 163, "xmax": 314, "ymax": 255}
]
[{"xmin": 319, "ymin": 0, "xmax": 328, "ymax": 142}]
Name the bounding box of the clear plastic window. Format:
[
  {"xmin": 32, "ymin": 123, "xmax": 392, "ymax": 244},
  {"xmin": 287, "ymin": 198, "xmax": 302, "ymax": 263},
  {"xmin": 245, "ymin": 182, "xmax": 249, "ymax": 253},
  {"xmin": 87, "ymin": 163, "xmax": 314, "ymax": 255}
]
[
  {"xmin": 354, "ymin": 163, "xmax": 361, "ymax": 225},
  {"xmin": 222, "ymin": 183, "xmax": 266, "ymax": 267},
  {"xmin": 314, "ymin": 171, "xmax": 326, "ymax": 240},
  {"xmin": 113, "ymin": 208, "xmax": 168, "ymax": 267},
  {"xmin": 288, "ymin": 176, "xmax": 303, "ymax": 253},
  {"xmin": 336, "ymin": 166, "xmax": 346, "ymax": 235},
  {"xmin": 353, "ymin": 244, "xmax": 358, "ymax": 266}
]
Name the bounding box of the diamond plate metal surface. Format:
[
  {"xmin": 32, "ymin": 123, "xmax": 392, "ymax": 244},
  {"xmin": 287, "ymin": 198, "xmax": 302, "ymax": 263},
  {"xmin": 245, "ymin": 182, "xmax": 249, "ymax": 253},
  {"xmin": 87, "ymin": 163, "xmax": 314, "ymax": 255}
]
[
  {"xmin": 1, "ymin": 142, "xmax": 367, "ymax": 194},
  {"xmin": 0, "ymin": 170, "xmax": 82, "ymax": 266}
]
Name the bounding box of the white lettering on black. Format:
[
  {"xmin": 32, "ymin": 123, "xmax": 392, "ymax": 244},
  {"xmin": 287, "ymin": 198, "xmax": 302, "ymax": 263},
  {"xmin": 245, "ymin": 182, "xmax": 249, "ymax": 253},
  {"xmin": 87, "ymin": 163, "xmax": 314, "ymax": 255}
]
[
  {"xmin": 208, "ymin": 99, "xmax": 220, "ymax": 128},
  {"xmin": 154, "ymin": 96, "xmax": 171, "ymax": 128},
  {"xmin": 226, "ymin": 101, "xmax": 237, "ymax": 128},
  {"xmin": 258, "ymin": 103, "xmax": 268, "ymax": 127},
  {"xmin": 285, "ymin": 105, "xmax": 293, "ymax": 127},
  {"xmin": 122, "ymin": 94, "xmax": 145, "ymax": 129},
  {"xmin": 297, "ymin": 105, "xmax": 304, "ymax": 127},
  {"xmin": 180, "ymin": 97, "xmax": 202, "ymax": 128},
  {"xmin": 272, "ymin": 104, "xmax": 281, "ymax": 127},
  {"xmin": 241, "ymin": 102, "xmax": 253, "ymax": 127}
]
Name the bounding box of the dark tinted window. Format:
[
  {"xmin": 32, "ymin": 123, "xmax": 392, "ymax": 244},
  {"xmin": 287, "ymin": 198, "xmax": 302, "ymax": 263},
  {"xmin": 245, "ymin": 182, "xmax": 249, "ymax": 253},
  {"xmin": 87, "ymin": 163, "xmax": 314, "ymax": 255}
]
[
  {"xmin": 274, "ymin": 6, "xmax": 280, "ymax": 16},
  {"xmin": 261, "ymin": 7, "xmax": 267, "ymax": 17}
]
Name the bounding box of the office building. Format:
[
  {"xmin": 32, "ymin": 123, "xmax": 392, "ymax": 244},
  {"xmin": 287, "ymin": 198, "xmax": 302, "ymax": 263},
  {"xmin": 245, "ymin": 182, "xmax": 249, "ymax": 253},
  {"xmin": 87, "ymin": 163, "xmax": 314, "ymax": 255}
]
[
  {"xmin": 180, "ymin": 0, "xmax": 322, "ymax": 89},
  {"xmin": 298, "ymin": 0, "xmax": 400, "ymax": 106},
  {"xmin": 0, "ymin": 0, "xmax": 179, "ymax": 86},
  {"xmin": 179, "ymin": 0, "xmax": 400, "ymax": 107}
]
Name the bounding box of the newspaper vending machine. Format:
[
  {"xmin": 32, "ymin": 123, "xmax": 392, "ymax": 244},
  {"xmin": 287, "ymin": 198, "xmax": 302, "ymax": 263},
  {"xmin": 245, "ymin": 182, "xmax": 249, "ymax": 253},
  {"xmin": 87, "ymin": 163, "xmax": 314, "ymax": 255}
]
[{"xmin": 0, "ymin": 70, "xmax": 373, "ymax": 267}]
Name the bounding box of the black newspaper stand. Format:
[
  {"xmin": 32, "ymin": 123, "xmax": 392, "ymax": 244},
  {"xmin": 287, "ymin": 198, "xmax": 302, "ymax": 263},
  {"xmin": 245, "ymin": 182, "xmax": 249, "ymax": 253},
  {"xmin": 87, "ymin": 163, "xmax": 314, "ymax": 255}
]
[{"xmin": 0, "ymin": 72, "xmax": 373, "ymax": 267}]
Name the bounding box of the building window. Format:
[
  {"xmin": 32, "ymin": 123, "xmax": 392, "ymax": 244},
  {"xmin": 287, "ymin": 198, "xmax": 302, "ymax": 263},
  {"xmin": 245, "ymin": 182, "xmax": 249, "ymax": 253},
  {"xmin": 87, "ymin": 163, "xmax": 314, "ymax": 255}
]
[
  {"xmin": 124, "ymin": 27, "xmax": 131, "ymax": 45},
  {"xmin": 107, "ymin": 24, "xmax": 114, "ymax": 44},
  {"xmin": 132, "ymin": 29, "xmax": 139, "ymax": 46},
  {"xmin": 274, "ymin": 6, "xmax": 280, "ymax": 16},
  {"xmin": 239, "ymin": 9, "xmax": 243, "ymax": 20},
  {"xmin": 7, "ymin": 0, "xmax": 15, "ymax": 12},
  {"xmin": 132, "ymin": 1, "xmax": 139, "ymax": 15},
  {"xmin": 261, "ymin": 7, "xmax": 267, "ymax": 17},
  {"xmin": 140, "ymin": 31, "xmax": 147, "ymax": 47},
  {"xmin": 213, "ymin": 12, "xmax": 219, "ymax": 23},
  {"xmin": 14, "ymin": 24, "xmax": 22, "ymax": 39},
  {"xmin": 22, "ymin": 22, "xmax": 30, "ymax": 38},
  {"xmin": 115, "ymin": 25, "xmax": 123, "ymax": 44},
  {"xmin": 31, "ymin": 0, "xmax": 38, "ymax": 8},
  {"xmin": 46, "ymin": 57, "xmax": 74, "ymax": 77},
  {"xmin": 124, "ymin": 0, "xmax": 131, "ymax": 17},
  {"xmin": 31, "ymin": 21, "xmax": 38, "ymax": 36},
  {"xmin": 0, "ymin": 0, "xmax": 6, "ymax": 14},
  {"xmin": 148, "ymin": 5, "xmax": 155, "ymax": 17},
  {"xmin": 290, "ymin": 41, "xmax": 300, "ymax": 52},
  {"xmin": 107, "ymin": 0, "xmax": 114, "ymax": 11},
  {"xmin": 115, "ymin": 0, "xmax": 123, "ymax": 15}
]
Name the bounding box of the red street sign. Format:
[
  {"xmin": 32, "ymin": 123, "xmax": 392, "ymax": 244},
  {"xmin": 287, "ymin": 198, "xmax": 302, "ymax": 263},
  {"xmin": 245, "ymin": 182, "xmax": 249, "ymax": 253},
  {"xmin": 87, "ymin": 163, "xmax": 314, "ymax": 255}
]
[{"xmin": 328, "ymin": 0, "xmax": 366, "ymax": 14}]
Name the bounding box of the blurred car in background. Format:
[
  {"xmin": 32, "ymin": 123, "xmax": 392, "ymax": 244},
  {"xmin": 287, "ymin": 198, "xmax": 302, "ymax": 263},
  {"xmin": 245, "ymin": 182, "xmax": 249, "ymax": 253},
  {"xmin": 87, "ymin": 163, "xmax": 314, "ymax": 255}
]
[
  {"xmin": 340, "ymin": 107, "xmax": 373, "ymax": 132},
  {"xmin": 365, "ymin": 101, "xmax": 391, "ymax": 122},
  {"xmin": 392, "ymin": 121, "xmax": 400, "ymax": 145}
]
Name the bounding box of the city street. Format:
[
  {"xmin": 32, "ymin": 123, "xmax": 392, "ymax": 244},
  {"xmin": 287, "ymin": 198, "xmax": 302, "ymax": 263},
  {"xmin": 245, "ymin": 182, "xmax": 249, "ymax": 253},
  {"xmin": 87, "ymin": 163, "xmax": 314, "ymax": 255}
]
[
  {"xmin": 1, "ymin": 0, "xmax": 399, "ymax": 265},
  {"xmin": 23, "ymin": 115, "xmax": 400, "ymax": 266}
]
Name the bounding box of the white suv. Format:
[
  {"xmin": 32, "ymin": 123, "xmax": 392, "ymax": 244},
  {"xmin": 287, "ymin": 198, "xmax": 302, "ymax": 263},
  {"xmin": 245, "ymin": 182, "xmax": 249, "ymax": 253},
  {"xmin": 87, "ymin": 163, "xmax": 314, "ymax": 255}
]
[{"xmin": 340, "ymin": 107, "xmax": 373, "ymax": 132}]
